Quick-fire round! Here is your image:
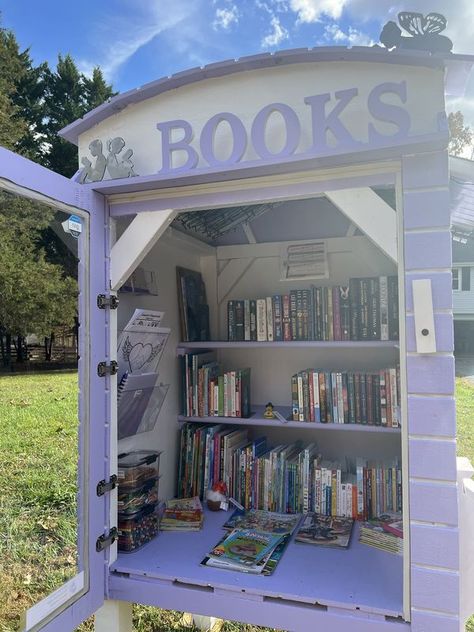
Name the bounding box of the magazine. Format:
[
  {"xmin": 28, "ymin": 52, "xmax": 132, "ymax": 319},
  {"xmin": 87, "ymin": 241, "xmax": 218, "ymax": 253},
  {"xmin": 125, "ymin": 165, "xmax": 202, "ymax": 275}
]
[
  {"xmin": 223, "ymin": 509, "xmax": 302, "ymax": 535},
  {"xmin": 295, "ymin": 513, "xmax": 354, "ymax": 548},
  {"xmin": 209, "ymin": 529, "xmax": 284, "ymax": 568}
]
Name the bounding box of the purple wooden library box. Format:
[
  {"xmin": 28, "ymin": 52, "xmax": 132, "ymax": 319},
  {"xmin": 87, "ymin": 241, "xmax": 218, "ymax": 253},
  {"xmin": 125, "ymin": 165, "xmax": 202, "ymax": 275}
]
[{"xmin": 3, "ymin": 44, "xmax": 474, "ymax": 632}]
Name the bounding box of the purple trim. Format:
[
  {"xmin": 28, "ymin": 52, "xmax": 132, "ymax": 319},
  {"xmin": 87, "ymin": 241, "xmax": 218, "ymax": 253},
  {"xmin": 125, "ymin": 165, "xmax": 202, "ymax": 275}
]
[
  {"xmin": 110, "ymin": 170, "xmax": 396, "ymax": 217},
  {"xmin": 410, "ymin": 524, "xmax": 459, "ymax": 569},
  {"xmin": 178, "ymin": 404, "xmax": 401, "ymax": 433},
  {"xmin": 109, "ymin": 573, "xmax": 408, "ymax": 632},
  {"xmin": 88, "ymin": 131, "xmax": 447, "ymax": 199},
  {"xmin": 411, "ymin": 567, "xmax": 459, "ymax": 614},
  {"xmin": 59, "ymin": 47, "xmax": 472, "ymax": 146},
  {"xmin": 410, "ymin": 609, "xmax": 459, "ymax": 632},
  {"xmin": 0, "ymin": 150, "xmax": 108, "ymax": 630}
]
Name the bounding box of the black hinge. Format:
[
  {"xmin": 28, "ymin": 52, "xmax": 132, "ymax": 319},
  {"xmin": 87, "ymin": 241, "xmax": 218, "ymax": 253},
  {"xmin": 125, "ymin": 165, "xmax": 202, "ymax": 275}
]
[
  {"xmin": 97, "ymin": 294, "xmax": 119, "ymax": 310},
  {"xmin": 97, "ymin": 360, "xmax": 118, "ymax": 377},
  {"xmin": 96, "ymin": 527, "xmax": 118, "ymax": 552},
  {"xmin": 96, "ymin": 474, "xmax": 118, "ymax": 497}
]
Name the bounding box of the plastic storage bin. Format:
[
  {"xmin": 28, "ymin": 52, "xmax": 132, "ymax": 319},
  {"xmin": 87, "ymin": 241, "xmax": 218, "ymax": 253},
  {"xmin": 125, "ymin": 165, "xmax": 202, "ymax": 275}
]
[
  {"xmin": 118, "ymin": 450, "xmax": 161, "ymax": 551},
  {"xmin": 118, "ymin": 505, "xmax": 160, "ymax": 552},
  {"xmin": 118, "ymin": 450, "xmax": 161, "ymax": 488},
  {"xmin": 118, "ymin": 477, "xmax": 160, "ymax": 515}
]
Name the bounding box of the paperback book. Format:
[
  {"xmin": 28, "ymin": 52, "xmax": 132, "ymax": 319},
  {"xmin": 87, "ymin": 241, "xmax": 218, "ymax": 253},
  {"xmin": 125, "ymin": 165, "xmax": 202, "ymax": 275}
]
[
  {"xmin": 160, "ymin": 496, "xmax": 204, "ymax": 531},
  {"xmin": 295, "ymin": 513, "xmax": 354, "ymax": 548}
]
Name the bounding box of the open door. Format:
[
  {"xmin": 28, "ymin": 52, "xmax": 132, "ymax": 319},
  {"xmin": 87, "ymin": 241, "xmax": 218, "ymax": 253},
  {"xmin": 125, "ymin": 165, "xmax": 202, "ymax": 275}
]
[{"xmin": 0, "ymin": 148, "xmax": 110, "ymax": 632}]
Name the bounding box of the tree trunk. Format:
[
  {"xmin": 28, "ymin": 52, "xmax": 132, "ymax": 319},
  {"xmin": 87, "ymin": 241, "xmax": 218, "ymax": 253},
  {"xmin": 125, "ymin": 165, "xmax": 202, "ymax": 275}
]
[
  {"xmin": 16, "ymin": 335, "xmax": 26, "ymax": 363},
  {"xmin": 5, "ymin": 332, "xmax": 12, "ymax": 368}
]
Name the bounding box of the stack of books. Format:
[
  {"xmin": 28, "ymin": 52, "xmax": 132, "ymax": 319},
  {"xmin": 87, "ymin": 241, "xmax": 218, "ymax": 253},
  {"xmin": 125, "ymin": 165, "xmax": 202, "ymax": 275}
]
[
  {"xmin": 160, "ymin": 497, "xmax": 204, "ymax": 531},
  {"xmin": 227, "ymin": 276, "xmax": 399, "ymax": 343},
  {"xmin": 179, "ymin": 352, "xmax": 251, "ymax": 418},
  {"xmin": 201, "ymin": 509, "xmax": 301, "ymax": 575},
  {"xmin": 359, "ymin": 514, "xmax": 403, "ymax": 555},
  {"xmin": 291, "ymin": 367, "xmax": 400, "ymax": 426}
]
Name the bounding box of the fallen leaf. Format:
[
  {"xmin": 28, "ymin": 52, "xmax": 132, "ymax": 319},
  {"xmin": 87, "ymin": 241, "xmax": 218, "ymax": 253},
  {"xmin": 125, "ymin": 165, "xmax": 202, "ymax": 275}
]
[{"xmin": 23, "ymin": 574, "xmax": 32, "ymax": 586}]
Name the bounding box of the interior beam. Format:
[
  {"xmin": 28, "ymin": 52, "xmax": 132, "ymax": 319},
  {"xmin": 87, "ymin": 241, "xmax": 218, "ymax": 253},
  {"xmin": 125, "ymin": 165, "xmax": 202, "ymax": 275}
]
[
  {"xmin": 110, "ymin": 209, "xmax": 176, "ymax": 291},
  {"xmin": 325, "ymin": 188, "xmax": 397, "ymax": 263}
]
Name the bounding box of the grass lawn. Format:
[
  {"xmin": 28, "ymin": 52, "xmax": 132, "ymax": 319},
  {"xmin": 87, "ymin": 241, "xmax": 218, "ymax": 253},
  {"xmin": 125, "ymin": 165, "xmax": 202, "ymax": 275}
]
[{"xmin": 0, "ymin": 371, "xmax": 473, "ymax": 632}]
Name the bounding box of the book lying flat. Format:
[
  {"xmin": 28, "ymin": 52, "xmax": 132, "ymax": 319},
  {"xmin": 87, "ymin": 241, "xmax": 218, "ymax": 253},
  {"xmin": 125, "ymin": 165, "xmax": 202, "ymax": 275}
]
[
  {"xmin": 160, "ymin": 497, "xmax": 204, "ymax": 531},
  {"xmin": 295, "ymin": 513, "xmax": 354, "ymax": 548},
  {"xmin": 359, "ymin": 513, "xmax": 403, "ymax": 555},
  {"xmin": 223, "ymin": 509, "xmax": 302, "ymax": 535},
  {"xmin": 204, "ymin": 528, "xmax": 285, "ymax": 573}
]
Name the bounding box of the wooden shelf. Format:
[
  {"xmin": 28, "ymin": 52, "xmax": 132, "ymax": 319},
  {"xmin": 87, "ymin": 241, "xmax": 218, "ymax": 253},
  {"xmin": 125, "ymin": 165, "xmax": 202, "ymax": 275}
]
[
  {"xmin": 177, "ymin": 340, "xmax": 399, "ymax": 354},
  {"xmin": 178, "ymin": 405, "xmax": 401, "ymax": 433}
]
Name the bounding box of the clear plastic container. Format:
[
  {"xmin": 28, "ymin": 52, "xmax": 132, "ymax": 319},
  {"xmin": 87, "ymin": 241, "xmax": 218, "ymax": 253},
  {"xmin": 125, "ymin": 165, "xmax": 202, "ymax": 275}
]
[
  {"xmin": 118, "ymin": 504, "xmax": 160, "ymax": 552},
  {"xmin": 117, "ymin": 450, "xmax": 161, "ymax": 489},
  {"xmin": 118, "ymin": 476, "xmax": 160, "ymax": 515}
]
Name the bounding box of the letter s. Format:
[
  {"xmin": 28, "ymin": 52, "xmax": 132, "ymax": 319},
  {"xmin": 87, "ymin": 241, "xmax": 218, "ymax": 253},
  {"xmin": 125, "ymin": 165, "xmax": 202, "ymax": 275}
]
[{"xmin": 368, "ymin": 81, "xmax": 411, "ymax": 143}]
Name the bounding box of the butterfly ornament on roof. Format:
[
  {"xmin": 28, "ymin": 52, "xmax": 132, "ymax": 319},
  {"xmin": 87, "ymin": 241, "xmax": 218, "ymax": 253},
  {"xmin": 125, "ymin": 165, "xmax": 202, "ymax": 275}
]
[{"xmin": 380, "ymin": 12, "xmax": 453, "ymax": 54}]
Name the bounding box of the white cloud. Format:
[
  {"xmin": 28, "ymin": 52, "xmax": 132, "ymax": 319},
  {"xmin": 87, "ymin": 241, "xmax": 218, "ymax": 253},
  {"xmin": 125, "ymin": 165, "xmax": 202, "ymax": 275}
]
[
  {"xmin": 262, "ymin": 15, "xmax": 290, "ymax": 47},
  {"xmin": 213, "ymin": 5, "xmax": 239, "ymax": 31},
  {"xmin": 78, "ymin": 1, "xmax": 198, "ymax": 81},
  {"xmin": 289, "ymin": 0, "xmax": 348, "ymax": 23},
  {"xmin": 323, "ymin": 23, "xmax": 374, "ymax": 46}
]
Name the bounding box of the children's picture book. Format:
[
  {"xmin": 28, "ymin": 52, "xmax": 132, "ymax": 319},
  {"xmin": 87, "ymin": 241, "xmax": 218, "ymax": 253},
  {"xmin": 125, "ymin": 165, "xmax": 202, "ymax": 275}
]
[
  {"xmin": 295, "ymin": 513, "xmax": 354, "ymax": 548},
  {"xmin": 359, "ymin": 513, "xmax": 403, "ymax": 555},
  {"xmin": 208, "ymin": 528, "xmax": 284, "ymax": 569},
  {"xmin": 160, "ymin": 496, "xmax": 204, "ymax": 531},
  {"xmin": 223, "ymin": 509, "xmax": 302, "ymax": 535}
]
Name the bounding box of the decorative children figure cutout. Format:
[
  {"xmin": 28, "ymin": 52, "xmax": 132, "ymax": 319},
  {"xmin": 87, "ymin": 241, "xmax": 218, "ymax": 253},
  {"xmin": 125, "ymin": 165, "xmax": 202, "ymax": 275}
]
[
  {"xmin": 106, "ymin": 137, "xmax": 138, "ymax": 179},
  {"xmin": 79, "ymin": 139, "xmax": 106, "ymax": 183}
]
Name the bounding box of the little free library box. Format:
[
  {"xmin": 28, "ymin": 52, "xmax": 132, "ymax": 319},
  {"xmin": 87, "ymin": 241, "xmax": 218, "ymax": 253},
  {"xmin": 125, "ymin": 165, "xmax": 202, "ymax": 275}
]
[{"xmin": 3, "ymin": 37, "xmax": 474, "ymax": 632}]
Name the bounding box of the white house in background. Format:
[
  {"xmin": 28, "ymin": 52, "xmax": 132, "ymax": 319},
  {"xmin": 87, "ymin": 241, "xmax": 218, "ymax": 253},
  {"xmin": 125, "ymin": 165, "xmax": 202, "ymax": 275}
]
[{"xmin": 450, "ymin": 156, "xmax": 474, "ymax": 353}]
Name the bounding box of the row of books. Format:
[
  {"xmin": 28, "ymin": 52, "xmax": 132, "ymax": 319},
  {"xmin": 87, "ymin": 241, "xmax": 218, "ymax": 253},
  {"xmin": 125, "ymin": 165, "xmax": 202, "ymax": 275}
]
[
  {"xmin": 359, "ymin": 516, "xmax": 403, "ymax": 555},
  {"xmin": 177, "ymin": 424, "xmax": 402, "ymax": 520},
  {"xmin": 227, "ymin": 276, "xmax": 399, "ymax": 342},
  {"xmin": 291, "ymin": 367, "xmax": 400, "ymax": 427},
  {"xmin": 179, "ymin": 352, "xmax": 251, "ymax": 418}
]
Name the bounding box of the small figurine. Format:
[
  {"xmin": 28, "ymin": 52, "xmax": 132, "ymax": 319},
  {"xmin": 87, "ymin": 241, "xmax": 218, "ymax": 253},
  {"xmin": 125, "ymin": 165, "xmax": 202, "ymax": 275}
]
[
  {"xmin": 206, "ymin": 481, "xmax": 228, "ymax": 511},
  {"xmin": 264, "ymin": 402, "xmax": 276, "ymax": 419}
]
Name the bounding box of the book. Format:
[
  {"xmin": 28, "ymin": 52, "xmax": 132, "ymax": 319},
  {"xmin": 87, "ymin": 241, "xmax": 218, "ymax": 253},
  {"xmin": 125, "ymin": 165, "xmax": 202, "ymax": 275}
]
[
  {"xmin": 295, "ymin": 513, "xmax": 354, "ymax": 548},
  {"xmin": 207, "ymin": 528, "xmax": 284, "ymax": 568},
  {"xmin": 177, "ymin": 267, "xmax": 210, "ymax": 342},
  {"xmin": 256, "ymin": 299, "xmax": 267, "ymax": 341},
  {"xmin": 160, "ymin": 496, "xmax": 204, "ymax": 531}
]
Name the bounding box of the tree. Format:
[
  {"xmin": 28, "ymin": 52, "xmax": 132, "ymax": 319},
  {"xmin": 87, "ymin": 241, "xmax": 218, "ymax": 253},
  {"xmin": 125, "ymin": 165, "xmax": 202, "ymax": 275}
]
[
  {"xmin": 448, "ymin": 111, "xmax": 473, "ymax": 157},
  {"xmin": 0, "ymin": 27, "xmax": 28, "ymax": 150},
  {"xmin": 0, "ymin": 192, "xmax": 78, "ymax": 365},
  {"xmin": 43, "ymin": 55, "xmax": 115, "ymax": 177}
]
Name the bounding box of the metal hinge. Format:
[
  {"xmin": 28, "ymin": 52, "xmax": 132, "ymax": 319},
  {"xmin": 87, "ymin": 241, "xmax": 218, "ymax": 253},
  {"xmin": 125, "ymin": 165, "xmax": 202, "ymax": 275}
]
[
  {"xmin": 96, "ymin": 527, "xmax": 118, "ymax": 552},
  {"xmin": 96, "ymin": 474, "xmax": 118, "ymax": 497},
  {"xmin": 97, "ymin": 360, "xmax": 118, "ymax": 377},
  {"xmin": 97, "ymin": 294, "xmax": 119, "ymax": 310}
]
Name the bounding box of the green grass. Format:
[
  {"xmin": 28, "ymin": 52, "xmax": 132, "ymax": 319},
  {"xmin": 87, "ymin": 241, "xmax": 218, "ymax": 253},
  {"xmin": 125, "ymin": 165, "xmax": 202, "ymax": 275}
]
[{"xmin": 0, "ymin": 371, "xmax": 473, "ymax": 632}]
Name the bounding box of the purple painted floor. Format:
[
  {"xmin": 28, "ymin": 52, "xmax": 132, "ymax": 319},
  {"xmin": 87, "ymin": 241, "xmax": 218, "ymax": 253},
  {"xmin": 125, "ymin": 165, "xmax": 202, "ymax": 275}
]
[{"xmin": 112, "ymin": 509, "xmax": 403, "ymax": 617}]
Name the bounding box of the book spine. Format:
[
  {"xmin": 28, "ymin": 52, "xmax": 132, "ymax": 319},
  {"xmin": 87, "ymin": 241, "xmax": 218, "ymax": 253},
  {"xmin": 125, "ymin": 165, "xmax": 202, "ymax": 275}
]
[
  {"xmin": 235, "ymin": 370, "xmax": 241, "ymax": 418},
  {"xmin": 308, "ymin": 370, "xmax": 315, "ymax": 422},
  {"xmin": 347, "ymin": 372, "xmax": 356, "ymax": 424},
  {"xmin": 297, "ymin": 372, "xmax": 304, "ymax": 421},
  {"xmin": 273, "ymin": 295, "xmax": 283, "ymax": 341},
  {"xmin": 331, "ymin": 372, "xmax": 338, "ymax": 422},
  {"xmin": 290, "ymin": 290, "xmax": 298, "ymax": 341},
  {"xmin": 249, "ymin": 300, "xmax": 257, "ymax": 341},
  {"xmin": 339, "ymin": 286, "xmax": 350, "ymax": 341},
  {"xmin": 385, "ymin": 369, "xmax": 392, "ymax": 427},
  {"xmin": 332, "ymin": 286, "xmax": 341, "ymax": 341},
  {"xmin": 234, "ymin": 300, "xmax": 244, "ymax": 341},
  {"xmin": 319, "ymin": 372, "xmax": 327, "ymax": 423},
  {"xmin": 390, "ymin": 368, "xmax": 399, "ymax": 428},
  {"xmin": 291, "ymin": 374, "xmax": 299, "ymax": 421},
  {"xmin": 366, "ymin": 373, "xmax": 373, "ymax": 425},
  {"xmin": 302, "ymin": 290, "xmax": 309, "ymax": 341},
  {"xmin": 312, "ymin": 371, "xmax": 320, "ymax": 422},
  {"xmin": 282, "ymin": 294, "xmax": 291, "ymax": 341},
  {"xmin": 369, "ymin": 277, "xmax": 380, "ymax": 340},
  {"xmin": 388, "ymin": 275, "xmax": 399, "ymax": 340},
  {"xmin": 379, "ymin": 276, "xmax": 389, "ymax": 341},
  {"xmin": 374, "ymin": 373, "xmax": 381, "ymax": 426},
  {"xmin": 360, "ymin": 372, "xmax": 367, "ymax": 424},
  {"xmin": 354, "ymin": 372, "xmax": 361, "ymax": 424},
  {"xmin": 349, "ymin": 278, "xmax": 359, "ymax": 340},
  {"xmin": 379, "ymin": 369, "xmax": 387, "ymax": 426},
  {"xmin": 296, "ymin": 290, "xmax": 304, "ymax": 341},
  {"xmin": 342, "ymin": 372, "xmax": 349, "ymax": 424},
  {"xmin": 359, "ymin": 279, "xmax": 370, "ymax": 340},
  {"xmin": 256, "ymin": 299, "xmax": 267, "ymax": 341},
  {"xmin": 227, "ymin": 300, "xmax": 236, "ymax": 341},
  {"xmin": 302, "ymin": 370, "xmax": 310, "ymax": 421},
  {"xmin": 244, "ymin": 299, "xmax": 251, "ymax": 341},
  {"xmin": 337, "ymin": 372, "xmax": 344, "ymax": 424},
  {"xmin": 327, "ymin": 287, "xmax": 334, "ymax": 341},
  {"xmin": 266, "ymin": 296, "xmax": 274, "ymax": 342}
]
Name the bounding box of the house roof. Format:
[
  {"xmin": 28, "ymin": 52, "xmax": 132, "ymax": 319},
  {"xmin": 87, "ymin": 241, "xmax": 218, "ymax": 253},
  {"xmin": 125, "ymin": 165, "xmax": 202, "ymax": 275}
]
[{"xmin": 58, "ymin": 46, "xmax": 474, "ymax": 146}]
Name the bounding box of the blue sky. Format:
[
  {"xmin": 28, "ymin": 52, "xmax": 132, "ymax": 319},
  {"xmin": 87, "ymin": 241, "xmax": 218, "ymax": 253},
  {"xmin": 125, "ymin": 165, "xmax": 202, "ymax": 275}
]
[{"xmin": 2, "ymin": 0, "xmax": 474, "ymax": 126}]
